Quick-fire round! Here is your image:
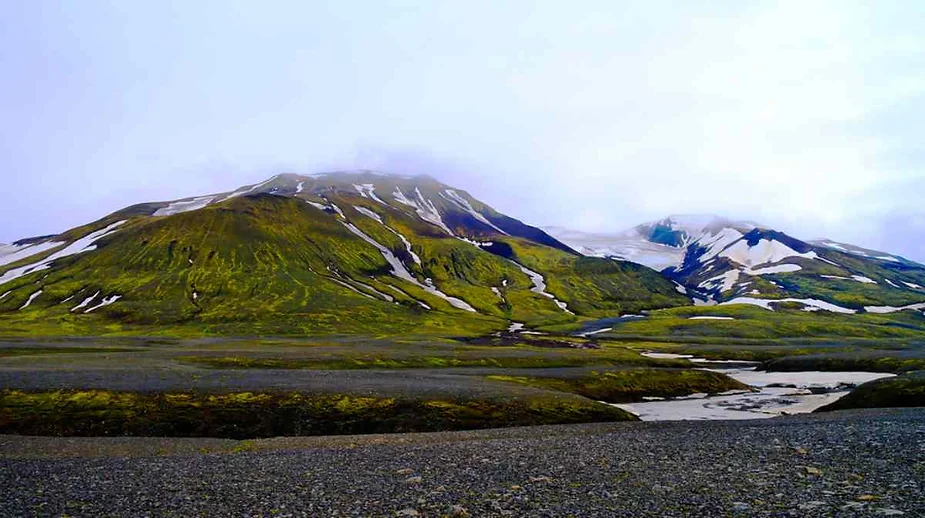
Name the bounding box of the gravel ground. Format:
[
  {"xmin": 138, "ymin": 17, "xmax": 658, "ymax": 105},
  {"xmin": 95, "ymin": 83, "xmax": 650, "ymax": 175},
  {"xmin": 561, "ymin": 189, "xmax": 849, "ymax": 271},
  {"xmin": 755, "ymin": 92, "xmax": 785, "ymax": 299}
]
[
  {"xmin": 2, "ymin": 408, "xmax": 923, "ymax": 517},
  {"xmin": 0, "ymin": 366, "xmax": 680, "ymax": 398}
]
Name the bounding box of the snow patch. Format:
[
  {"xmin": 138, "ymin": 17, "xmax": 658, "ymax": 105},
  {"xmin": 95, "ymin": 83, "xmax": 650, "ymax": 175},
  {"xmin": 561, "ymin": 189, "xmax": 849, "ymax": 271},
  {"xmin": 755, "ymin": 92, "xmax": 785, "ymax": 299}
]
[
  {"xmin": 864, "ymin": 302, "xmax": 925, "ymax": 314},
  {"xmin": 353, "ymin": 184, "xmax": 386, "ymax": 205},
  {"xmin": 19, "ymin": 289, "xmax": 42, "ymax": 310},
  {"xmin": 295, "ymin": 181, "xmax": 304, "ymax": 193},
  {"xmin": 820, "ymin": 241, "xmax": 848, "ymax": 251},
  {"xmin": 388, "ymin": 228, "xmax": 421, "ymax": 265},
  {"xmin": 0, "ymin": 240, "xmax": 64, "ymax": 268},
  {"xmin": 153, "ymin": 196, "xmax": 214, "ymax": 216},
  {"xmin": 353, "ymin": 206, "xmax": 383, "ymax": 224},
  {"xmin": 457, "ymin": 237, "xmax": 494, "ymax": 248},
  {"xmin": 512, "ymin": 262, "xmax": 574, "ymax": 315},
  {"xmin": 331, "ymin": 278, "xmax": 374, "ymax": 300},
  {"xmin": 352, "ymin": 279, "xmax": 394, "ymax": 302},
  {"xmin": 720, "ymin": 239, "xmax": 818, "ymax": 267},
  {"xmin": 0, "ymin": 221, "xmax": 126, "ymax": 288},
  {"xmin": 224, "ymin": 175, "xmax": 278, "ymax": 200},
  {"xmin": 744, "ymin": 264, "xmax": 802, "ymax": 275},
  {"xmin": 71, "ymin": 291, "xmax": 100, "ymax": 312},
  {"xmin": 440, "ymin": 189, "xmax": 508, "ymax": 234},
  {"xmin": 83, "ymin": 295, "xmax": 122, "ymax": 313},
  {"xmin": 722, "ymin": 297, "xmax": 856, "ymax": 314},
  {"xmin": 341, "ymin": 222, "xmax": 475, "ymax": 312},
  {"xmin": 578, "ymin": 327, "xmax": 612, "ymax": 337},
  {"xmin": 0, "ymin": 290, "xmax": 11, "ymax": 300},
  {"xmin": 903, "ymin": 282, "xmax": 922, "ymax": 289},
  {"xmin": 329, "ymin": 204, "xmax": 345, "ymax": 219},
  {"xmin": 695, "ymin": 228, "xmax": 744, "ymax": 263},
  {"xmin": 306, "ymin": 200, "xmax": 329, "ymax": 211},
  {"xmin": 822, "ymin": 274, "xmax": 878, "ymax": 284},
  {"xmin": 385, "ymin": 285, "xmax": 430, "ymax": 309},
  {"xmin": 885, "ymin": 279, "xmax": 901, "ymax": 289},
  {"xmin": 816, "ymin": 257, "xmax": 841, "ymax": 267},
  {"xmin": 392, "ymin": 187, "xmax": 453, "ymax": 235},
  {"xmin": 698, "ymin": 270, "xmax": 740, "ymax": 293}
]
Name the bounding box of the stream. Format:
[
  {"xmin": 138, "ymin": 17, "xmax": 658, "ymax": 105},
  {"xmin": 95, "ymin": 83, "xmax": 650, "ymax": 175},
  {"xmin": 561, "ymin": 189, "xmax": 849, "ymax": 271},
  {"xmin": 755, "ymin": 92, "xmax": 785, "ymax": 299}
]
[{"xmin": 614, "ymin": 352, "xmax": 895, "ymax": 421}]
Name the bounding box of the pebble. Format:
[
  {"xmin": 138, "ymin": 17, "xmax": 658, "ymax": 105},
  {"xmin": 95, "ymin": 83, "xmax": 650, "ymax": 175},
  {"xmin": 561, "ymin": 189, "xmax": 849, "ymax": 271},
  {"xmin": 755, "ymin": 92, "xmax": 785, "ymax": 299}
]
[{"xmin": 1, "ymin": 408, "xmax": 922, "ymax": 517}]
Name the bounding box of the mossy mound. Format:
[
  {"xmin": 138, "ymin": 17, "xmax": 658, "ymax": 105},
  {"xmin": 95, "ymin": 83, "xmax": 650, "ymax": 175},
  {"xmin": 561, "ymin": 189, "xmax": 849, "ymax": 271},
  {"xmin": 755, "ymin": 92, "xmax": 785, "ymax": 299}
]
[
  {"xmin": 488, "ymin": 368, "xmax": 749, "ymax": 404},
  {"xmin": 0, "ymin": 389, "xmax": 635, "ymax": 438},
  {"xmin": 816, "ymin": 372, "xmax": 925, "ymax": 412}
]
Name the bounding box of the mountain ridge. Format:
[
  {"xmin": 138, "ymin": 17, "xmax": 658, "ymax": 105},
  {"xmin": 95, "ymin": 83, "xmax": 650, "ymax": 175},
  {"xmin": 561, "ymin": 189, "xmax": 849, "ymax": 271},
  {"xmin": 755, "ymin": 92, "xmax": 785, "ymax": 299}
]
[
  {"xmin": 0, "ymin": 171, "xmax": 686, "ymax": 336},
  {"xmin": 546, "ymin": 215, "xmax": 925, "ymax": 314}
]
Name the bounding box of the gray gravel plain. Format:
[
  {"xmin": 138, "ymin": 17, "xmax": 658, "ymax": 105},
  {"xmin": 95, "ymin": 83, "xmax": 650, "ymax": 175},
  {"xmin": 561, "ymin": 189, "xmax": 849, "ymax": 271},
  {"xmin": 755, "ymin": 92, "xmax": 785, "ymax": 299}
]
[{"xmin": 2, "ymin": 408, "xmax": 924, "ymax": 517}]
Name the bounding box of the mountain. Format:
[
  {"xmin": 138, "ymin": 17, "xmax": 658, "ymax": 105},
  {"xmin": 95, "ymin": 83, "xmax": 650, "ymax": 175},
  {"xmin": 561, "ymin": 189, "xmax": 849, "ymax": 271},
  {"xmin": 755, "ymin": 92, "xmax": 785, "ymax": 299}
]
[
  {"xmin": 546, "ymin": 215, "xmax": 758, "ymax": 271},
  {"xmin": 0, "ymin": 172, "xmax": 687, "ymax": 335},
  {"xmin": 547, "ymin": 215, "xmax": 925, "ymax": 314}
]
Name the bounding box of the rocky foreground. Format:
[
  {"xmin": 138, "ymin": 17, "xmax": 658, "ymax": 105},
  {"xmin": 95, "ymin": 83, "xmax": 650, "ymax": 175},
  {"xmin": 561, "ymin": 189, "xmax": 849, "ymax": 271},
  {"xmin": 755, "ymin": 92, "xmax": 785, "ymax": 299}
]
[{"xmin": 1, "ymin": 408, "xmax": 923, "ymax": 517}]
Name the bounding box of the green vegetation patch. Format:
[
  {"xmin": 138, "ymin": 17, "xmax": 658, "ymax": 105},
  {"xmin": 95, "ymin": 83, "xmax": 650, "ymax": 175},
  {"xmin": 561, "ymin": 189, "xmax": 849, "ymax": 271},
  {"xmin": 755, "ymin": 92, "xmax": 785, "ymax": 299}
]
[
  {"xmin": 816, "ymin": 372, "xmax": 925, "ymax": 412},
  {"xmin": 487, "ymin": 369, "xmax": 749, "ymax": 403},
  {"xmin": 176, "ymin": 345, "xmax": 687, "ymax": 370},
  {"xmin": 0, "ymin": 347, "xmax": 136, "ymax": 358},
  {"xmin": 762, "ymin": 352, "xmax": 925, "ymax": 373},
  {"xmin": 0, "ymin": 389, "xmax": 635, "ymax": 438}
]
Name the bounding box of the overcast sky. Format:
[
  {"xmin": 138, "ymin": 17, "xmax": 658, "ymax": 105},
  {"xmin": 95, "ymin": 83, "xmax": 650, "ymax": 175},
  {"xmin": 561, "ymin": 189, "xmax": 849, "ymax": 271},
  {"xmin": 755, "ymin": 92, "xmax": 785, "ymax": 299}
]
[{"xmin": 2, "ymin": 1, "xmax": 924, "ymax": 260}]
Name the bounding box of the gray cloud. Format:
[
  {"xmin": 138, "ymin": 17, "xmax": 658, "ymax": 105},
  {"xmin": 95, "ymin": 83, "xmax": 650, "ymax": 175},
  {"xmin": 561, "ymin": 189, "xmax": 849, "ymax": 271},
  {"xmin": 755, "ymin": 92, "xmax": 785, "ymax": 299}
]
[{"xmin": 0, "ymin": 1, "xmax": 922, "ymax": 261}]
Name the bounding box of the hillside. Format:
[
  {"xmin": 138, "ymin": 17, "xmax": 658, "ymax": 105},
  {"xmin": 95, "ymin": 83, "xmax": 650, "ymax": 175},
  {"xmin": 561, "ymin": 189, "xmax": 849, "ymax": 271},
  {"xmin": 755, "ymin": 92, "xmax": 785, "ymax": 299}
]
[
  {"xmin": 547, "ymin": 215, "xmax": 925, "ymax": 314},
  {"xmin": 0, "ymin": 172, "xmax": 687, "ymax": 336}
]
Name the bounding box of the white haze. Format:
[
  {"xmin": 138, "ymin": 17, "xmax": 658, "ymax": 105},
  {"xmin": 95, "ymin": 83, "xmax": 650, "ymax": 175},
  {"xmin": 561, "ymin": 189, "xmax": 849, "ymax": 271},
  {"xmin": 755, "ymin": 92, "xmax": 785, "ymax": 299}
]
[{"xmin": 1, "ymin": 1, "xmax": 923, "ymax": 261}]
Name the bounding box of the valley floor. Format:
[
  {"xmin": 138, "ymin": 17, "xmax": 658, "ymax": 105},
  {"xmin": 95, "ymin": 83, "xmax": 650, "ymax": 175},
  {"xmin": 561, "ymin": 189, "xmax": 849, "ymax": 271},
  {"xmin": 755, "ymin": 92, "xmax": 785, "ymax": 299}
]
[{"xmin": 1, "ymin": 408, "xmax": 923, "ymax": 517}]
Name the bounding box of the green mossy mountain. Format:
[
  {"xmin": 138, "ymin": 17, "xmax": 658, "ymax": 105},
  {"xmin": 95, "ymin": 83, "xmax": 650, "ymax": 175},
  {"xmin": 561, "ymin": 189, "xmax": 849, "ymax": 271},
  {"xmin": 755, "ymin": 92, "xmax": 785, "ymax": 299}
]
[{"xmin": 0, "ymin": 172, "xmax": 687, "ymax": 336}]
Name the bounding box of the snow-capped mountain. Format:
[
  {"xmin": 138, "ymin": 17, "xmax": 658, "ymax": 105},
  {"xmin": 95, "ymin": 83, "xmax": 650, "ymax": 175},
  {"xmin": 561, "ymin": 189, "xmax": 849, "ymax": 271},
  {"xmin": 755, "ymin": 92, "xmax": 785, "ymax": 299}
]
[
  {"xmin": 0, "ymin": 172, "xmax": 685, "ymax": 335},
  {"xmin": 546, "ymin": 215, "xmax": 757, "ymax": 271},
  {"xmin": 547, "ymin": 215, "xmax": 925, "ymax": 313},
  {"xmin": 809, "ymin": 239, "xmax": 906, "ymax": 264}
]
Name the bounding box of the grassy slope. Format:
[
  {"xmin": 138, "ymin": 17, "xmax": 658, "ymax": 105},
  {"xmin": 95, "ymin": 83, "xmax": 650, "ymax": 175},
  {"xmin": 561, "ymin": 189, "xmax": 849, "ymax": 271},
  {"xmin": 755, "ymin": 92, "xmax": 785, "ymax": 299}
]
[
  {"xmin": 719, "ymin": 248, "xmax": 925, "ymax": 308},
  {"xmin": 0, "ymin": 195, "xmax": 497, "ymax": 336},
  {"xmin": 0, "ymin": 192, "xmax": 688, "ymax": 337},
  {"xmin": 580, "ymin": 304, "xmax": 925, "ymax": 342},
  {"xmin": 505, "ymin": 239, "xmax": 688, "ymax": 318}
]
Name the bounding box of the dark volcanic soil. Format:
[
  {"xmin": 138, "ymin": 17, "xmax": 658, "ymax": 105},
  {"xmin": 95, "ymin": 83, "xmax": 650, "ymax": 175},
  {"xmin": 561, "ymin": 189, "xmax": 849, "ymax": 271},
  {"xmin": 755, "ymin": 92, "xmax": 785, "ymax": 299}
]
[{"xmin": 2, "ymin": 408, "xmax": 923, "ymax": 517}]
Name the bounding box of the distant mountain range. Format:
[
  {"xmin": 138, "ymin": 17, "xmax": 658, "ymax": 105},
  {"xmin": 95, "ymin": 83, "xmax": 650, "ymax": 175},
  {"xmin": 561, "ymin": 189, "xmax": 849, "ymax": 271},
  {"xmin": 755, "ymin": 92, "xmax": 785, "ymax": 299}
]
[
  {"xmin": 546, "ymin": 215, "xmax": 925, "ymax": 313},
  {"xmin": 2, "ymin": 174, "xmax": 924, "ymax": 336},
  {"xmin": 0, "ymin": 172, "xmax": 685, "ymax": 335}
]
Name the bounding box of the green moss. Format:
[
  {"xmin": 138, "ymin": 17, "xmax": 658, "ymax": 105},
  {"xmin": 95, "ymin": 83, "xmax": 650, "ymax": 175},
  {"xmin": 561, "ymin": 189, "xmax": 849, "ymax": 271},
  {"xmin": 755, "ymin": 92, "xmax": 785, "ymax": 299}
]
[
  {"xmin": 762, "ymin": 353, "xmax": 925, "ymax": 373},
  {"xmin": 594, "ymin": 304, "xmax": 925, "ymax": 343},
  {"xmin": 0, "ymin": 389, "xmax": 635, "ymax": 438},
  {"xmin": 816, "ymin": 372, "xmax": 925, "ymax": 411},
  {"xmin": 176, "ymin": 344, "xmax": 685, "ymax": 370},
  {"xmin": 487, "ymin": 369, "xmax": 749, "ymax": 403},
  {"xmin": 0, "ymin": 347, "xmax": 135, "ymax": 357}
]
